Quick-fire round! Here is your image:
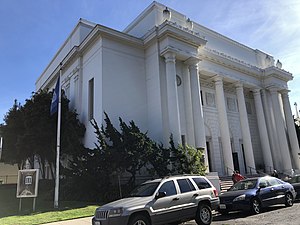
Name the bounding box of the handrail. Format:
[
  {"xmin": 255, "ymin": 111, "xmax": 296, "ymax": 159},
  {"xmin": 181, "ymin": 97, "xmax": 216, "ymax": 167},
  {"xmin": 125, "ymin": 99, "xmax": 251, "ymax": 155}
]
[
  {"xmin": 247, "ymin": 166, "xmax": 257, "ymax": 175},
  {"xmin": 265, "ymin": 165, "xmax": 273, "ymax": 174},
  {"xmin": 225, "ymin": 166, "xmax": 235, "ymax": 175}
]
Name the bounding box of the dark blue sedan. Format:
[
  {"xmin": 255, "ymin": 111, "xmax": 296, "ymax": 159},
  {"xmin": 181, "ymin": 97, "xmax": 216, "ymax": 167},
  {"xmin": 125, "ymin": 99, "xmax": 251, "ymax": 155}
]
[{"xmin": 218, "ymin": 176, "xmax": 296, "ymax": 214}]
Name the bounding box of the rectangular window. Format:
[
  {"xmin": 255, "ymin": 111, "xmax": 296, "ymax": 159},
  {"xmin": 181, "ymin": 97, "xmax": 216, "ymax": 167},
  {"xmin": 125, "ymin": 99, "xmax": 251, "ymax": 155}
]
[
  {"xmin": 205, "ymin": 92, "xmax": 216, "ymax": 107},
  {"xmin": 88, "ymin": 78, "xmax": 94, "ymax": 120},
  {"xmin": 177, "ymin": 178, "xmax": 196, "ymax": 193}
]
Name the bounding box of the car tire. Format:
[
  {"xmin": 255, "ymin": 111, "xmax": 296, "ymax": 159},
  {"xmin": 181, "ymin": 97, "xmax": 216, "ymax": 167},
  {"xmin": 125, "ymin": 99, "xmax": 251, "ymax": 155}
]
[
  {"xmin": 251, "ymin": 198, "xmax": 261, "ymax": 214},
  {"xmin": 195, "ymin": 204, "xmax": 212, "ymax": 225},
  {"xmin": 285, "ymin": 192, "xmax": 293, "ymax": 207},
  {"xmin": 128, "ymin": 214, "xmax": 150, "ymax": 225}
]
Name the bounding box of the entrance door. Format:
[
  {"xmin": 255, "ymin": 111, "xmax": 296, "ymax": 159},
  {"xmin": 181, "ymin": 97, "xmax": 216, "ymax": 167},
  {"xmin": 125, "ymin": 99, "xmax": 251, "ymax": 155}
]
[
  {"xmin": 206, "ymin": 141, "xmax": 212, "ymax": 171},
  {"xmin": 232, "ymin": 152, "xmax": 240, "ymax": 172}
]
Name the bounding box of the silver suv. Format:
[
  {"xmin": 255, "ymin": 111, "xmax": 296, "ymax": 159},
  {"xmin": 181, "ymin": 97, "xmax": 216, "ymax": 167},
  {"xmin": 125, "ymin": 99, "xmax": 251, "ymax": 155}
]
[{"xmin": 92, "ymin": 175, "xmax": 219, "ymax": 225}]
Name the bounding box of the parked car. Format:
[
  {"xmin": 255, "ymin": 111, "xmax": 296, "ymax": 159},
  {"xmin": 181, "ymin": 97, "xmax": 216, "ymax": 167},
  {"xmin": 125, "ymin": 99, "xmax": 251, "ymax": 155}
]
[
  {"xmin": 287, "ymin": 174, "xmax": 300, "ymax": 199},
  {"xmin": 92, "ymin": 175, "xmax": 219, "ymax": 225},
  {"xmin": 218, "ymin": 176, "xmax": 296, "ymax": 215}
]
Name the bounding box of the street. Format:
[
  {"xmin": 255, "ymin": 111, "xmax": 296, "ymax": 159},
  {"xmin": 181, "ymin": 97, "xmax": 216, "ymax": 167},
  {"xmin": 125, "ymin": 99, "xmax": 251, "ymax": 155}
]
[
  {"xmin": 44, "ymin": 200, "xmax": 300, "ymax": 225},
  {"xmin": 185, "ymin": 200, "xmax": 300, "ymax": 225}
]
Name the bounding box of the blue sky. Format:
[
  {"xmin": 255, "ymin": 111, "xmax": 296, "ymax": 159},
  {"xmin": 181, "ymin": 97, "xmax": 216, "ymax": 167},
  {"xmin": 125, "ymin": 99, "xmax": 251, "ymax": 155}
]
[{"xmin": 1, "ymin": 0, "xmax": 300, "ymax": 123}]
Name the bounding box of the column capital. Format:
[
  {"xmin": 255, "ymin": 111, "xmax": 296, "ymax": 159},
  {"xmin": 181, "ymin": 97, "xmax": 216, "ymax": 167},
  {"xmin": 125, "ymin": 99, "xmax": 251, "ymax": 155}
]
[
  {"xmin": 280, "ymin": 89, "xmax": 290, "ymax": 96},
  {"xmin": 184, "ymin": 57, "xmax": 200, "ymax": 66},
  {"xmin": 252, "ymin": 88, "xmax": 261, "ymax": 96},
  {"xmin": 267, "ymin": 86, "xmax": 280, "ymax": 94},
  {"xmin": 163, "ymin": 51, "xmax": 176, "ymax": 63},
  {"xmin": 235, "ymin": 81, "xmax": 243, "ymax": 90},
  {"xmin": 213, "ymin": 75, "xmax": 223, "ymax": 84}
]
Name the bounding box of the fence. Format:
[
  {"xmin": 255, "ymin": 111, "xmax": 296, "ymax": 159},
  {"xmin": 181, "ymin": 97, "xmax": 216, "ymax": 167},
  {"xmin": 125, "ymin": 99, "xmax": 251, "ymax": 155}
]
[{"xmin": 0, "ymin": 175, "xmax": 18, "ymax": 184}]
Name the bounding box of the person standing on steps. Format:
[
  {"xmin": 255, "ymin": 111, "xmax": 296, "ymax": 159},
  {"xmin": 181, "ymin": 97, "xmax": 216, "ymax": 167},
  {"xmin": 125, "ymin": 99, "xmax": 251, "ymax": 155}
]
[{"xmin": 232, "ymin": 170, "xmax": 245, "ymax": 184}]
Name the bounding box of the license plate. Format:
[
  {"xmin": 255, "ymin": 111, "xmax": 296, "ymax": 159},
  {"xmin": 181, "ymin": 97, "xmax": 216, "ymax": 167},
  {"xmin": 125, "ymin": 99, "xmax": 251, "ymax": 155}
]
[
  {"xmin": 94, "ymin": 221, "xmax": 101, "ymax": 225},
  {"xmin": 220, "ymin": 204, "xmax": 226, "ymax": 209}
]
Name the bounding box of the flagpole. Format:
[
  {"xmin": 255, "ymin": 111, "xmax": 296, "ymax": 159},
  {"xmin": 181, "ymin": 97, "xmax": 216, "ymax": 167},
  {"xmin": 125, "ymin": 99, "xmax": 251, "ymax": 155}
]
[{"xmin": 54, "ymin": 65, "xmax": 62, "ymax": 208}]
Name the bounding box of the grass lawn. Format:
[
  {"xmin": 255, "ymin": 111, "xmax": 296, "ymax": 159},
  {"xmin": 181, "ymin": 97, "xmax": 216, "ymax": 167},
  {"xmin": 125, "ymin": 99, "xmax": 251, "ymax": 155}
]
[
  {"xmin": 0, "ymin": 183, "xmax": 100, "ymax": 225},
  {"xmin": 0, "ymin": 205, "xmax": 98, "ymax": 225}
]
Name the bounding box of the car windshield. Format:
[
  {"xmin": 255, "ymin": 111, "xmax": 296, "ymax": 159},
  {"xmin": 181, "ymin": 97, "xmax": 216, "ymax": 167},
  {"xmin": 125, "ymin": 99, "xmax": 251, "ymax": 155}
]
[
  {"xmin": 230, "ymin": 179, "xmax": 258, "ymax": 191},
  {"xmin": 129, "ymin": 182, "xmax": 160, "ymax": 197}
]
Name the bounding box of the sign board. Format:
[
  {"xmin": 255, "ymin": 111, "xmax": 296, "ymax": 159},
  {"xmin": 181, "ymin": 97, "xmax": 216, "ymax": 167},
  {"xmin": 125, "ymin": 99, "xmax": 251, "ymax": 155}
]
[{"xmin": 16, "ymin": 169, "xmax": 39, "ymax": 198}]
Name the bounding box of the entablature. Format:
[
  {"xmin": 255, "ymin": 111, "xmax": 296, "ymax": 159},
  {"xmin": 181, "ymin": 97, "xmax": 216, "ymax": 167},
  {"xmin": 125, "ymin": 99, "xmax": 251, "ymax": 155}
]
[
  {"xmin": 199, "ymin": 47, "xmax": 263, "ymax": 79},
  {"xmin": 263, "ymin": 66, "xmax": 293, "ymax": 82}
]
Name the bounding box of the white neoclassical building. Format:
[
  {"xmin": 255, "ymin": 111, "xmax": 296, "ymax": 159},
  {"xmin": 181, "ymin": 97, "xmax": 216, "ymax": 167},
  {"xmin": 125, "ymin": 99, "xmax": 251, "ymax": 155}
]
[{"xmin": 36, "ymin": 2, "xmax": 300, "ymax": 176}]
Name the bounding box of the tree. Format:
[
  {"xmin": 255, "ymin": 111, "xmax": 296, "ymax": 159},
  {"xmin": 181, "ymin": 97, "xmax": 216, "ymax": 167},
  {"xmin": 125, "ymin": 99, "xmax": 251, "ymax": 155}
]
[
  {"xmin": 0, "ymin": 100, "xmax": 25, "ymax": 168},
  {"xmin": 1, "ymin": 90, "xmax": 86, "ymax": 178},
  {"xmin": 64, "ymin": 112, "xmax": 207, "ymax": 202},
  {"xmin": 168, "ymin": 136, "xmax": 207, "ymax": 175}
]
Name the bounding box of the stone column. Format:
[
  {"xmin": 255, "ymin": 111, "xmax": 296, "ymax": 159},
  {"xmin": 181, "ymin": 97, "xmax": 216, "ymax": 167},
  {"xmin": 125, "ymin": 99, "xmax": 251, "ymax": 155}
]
[
  {"xmin": 235, "ymin": 83, "xmax": 256, "ymax": 173},
  {"xmin": 253, "ymin": 89, "xmax": 274, "ymax": 172},
  {"xmin": 182, "ymin": 64, "xmax": 196, "ymax": 146},
  {"xmin": 188, "ymin": 60, "xmax": 209, "ymax": 169},
  {"xmin": 214, "ymin": 76, "xmax": 234, "ymax": 175},
  {"xmin": 164, "ymin": 52, "xmax": 181, "ymax": 145},
  {"xmin": 189, "ymin": 64, "xmax": 206, "ymax": 148},
  {"xmin": 269, "ymin": 87, "xmax": 292, "ymax": 172},
  {"xmin": 281, "ymin": 90, "xmax": 300, "ymax": 170},
  {"xmin": 261, "ymin": 89, "xmax": 281, "ymax": 170}
]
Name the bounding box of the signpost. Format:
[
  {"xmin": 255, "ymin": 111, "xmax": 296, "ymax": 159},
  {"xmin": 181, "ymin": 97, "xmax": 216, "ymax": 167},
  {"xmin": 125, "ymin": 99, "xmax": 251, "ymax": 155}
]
[{"xmin": 16, "ymin": 169, "xmax": 39, "ymax": 212}]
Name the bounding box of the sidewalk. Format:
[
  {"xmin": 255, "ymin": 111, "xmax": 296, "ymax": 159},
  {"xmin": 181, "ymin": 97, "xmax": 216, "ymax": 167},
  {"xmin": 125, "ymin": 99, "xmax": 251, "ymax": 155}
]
[{"xmin": 43, "ymin": 217, "xmax": 92, "ymax": 225}]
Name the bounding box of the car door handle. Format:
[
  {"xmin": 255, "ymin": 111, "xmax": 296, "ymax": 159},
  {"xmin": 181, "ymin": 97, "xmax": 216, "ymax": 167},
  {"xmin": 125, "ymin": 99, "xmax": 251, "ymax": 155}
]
[
  {"xmin": 193, "ymin": 193, "xmax": 199, "ymax": 197},
  {"xmin": 173, "ymin": 197, "xmax": 179, "ymax": 201},
  {"xmin": 270, "ymin": 188, "xmax": 274, "ymax": 191}
]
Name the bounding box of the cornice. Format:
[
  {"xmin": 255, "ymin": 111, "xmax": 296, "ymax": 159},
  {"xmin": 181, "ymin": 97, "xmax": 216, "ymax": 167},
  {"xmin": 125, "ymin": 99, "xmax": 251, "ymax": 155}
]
[
  {"xmin": 38, "ymin": 23, "xmax": 145, "ymax": 90},
  {"xmin": 263, "ymin": 66, "xmax": 293, "ymax": 82},
  {"xmin": 36, "ymin": 19, "xmax": 95, "ymax": 86},
  {"xmin": 143, "ymin": 20, "xmax": 207, "ymax": 48},
  {"xmin": 199, "ymin": 47, "xmax": 263, "ymax": 79}
]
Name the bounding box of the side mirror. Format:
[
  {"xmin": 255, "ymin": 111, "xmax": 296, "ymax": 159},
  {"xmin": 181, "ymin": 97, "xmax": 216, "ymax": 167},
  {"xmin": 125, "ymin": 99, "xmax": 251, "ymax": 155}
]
[
  {"xmin": 259, "ymin": 183, "xmax": 267, "ymax": 189},
  {"xmin": 155, "ymin": 191, "xmax": 167, "ymax": 199}
]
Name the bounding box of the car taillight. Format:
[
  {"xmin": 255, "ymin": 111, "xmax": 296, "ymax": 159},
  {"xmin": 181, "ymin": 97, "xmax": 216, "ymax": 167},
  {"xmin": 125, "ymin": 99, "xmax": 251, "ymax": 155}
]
[{"xmin": 213, "ymin": 188, "xmax": 218, "ymax": 197}]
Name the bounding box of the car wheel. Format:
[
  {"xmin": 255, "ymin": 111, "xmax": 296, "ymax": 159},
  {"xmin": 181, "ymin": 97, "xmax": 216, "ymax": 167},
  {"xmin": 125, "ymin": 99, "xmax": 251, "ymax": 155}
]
[
  {"xmin": 128, "ymin": 214, "xmax": 150, "ymax": 225},
  {"xmin": 195, "ymin": 204, "xmax": 212, "ymax": 225},
  {"xmin": 285, "ymin": 192, "xmax": 293, "ymax": 207},
  {"xmin": 251, "ymin": 198, "xmax": 261, "ymax": 214}
]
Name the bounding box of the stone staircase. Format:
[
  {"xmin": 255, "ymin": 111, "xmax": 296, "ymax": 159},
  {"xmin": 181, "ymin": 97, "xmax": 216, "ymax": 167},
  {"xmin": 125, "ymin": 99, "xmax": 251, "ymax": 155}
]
[
  {"xmin": 219, "ymin": 173, "xmax": 267, "ymax": 194},
  {"xmin": 219, "ymin": 176, "xmax": 233, "ymax": 194}
]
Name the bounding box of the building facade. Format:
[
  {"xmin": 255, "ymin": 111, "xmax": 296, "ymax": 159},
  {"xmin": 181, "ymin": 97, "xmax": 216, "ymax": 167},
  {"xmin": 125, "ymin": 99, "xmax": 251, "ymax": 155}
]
[{"xmin": 36, "ymin": 2, "xmax": 300, "ymax": 176}]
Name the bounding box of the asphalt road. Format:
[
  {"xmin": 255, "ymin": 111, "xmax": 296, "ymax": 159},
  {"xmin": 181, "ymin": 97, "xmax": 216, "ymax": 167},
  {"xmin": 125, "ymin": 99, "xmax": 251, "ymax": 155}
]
[
  {"xmin": 44, "ymin": 200, "xmax": 300, "ymax": 225},
  {"xmin": 186, "ymin": 200, "xmax": 300, "ymax": 225}
]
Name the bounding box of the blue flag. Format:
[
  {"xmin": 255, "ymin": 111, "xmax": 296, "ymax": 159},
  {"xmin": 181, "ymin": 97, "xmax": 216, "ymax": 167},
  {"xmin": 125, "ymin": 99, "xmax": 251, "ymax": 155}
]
[{"xmin": 50, "ymin": 77, "xmax": 60, "ymax": 115}]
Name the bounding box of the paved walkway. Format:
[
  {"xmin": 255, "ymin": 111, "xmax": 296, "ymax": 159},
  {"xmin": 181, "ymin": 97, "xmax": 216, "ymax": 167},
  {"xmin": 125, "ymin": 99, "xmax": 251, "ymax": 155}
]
[{"xmin": 42, "ymin": 217, "xmax": 92, "ymax": 225}]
